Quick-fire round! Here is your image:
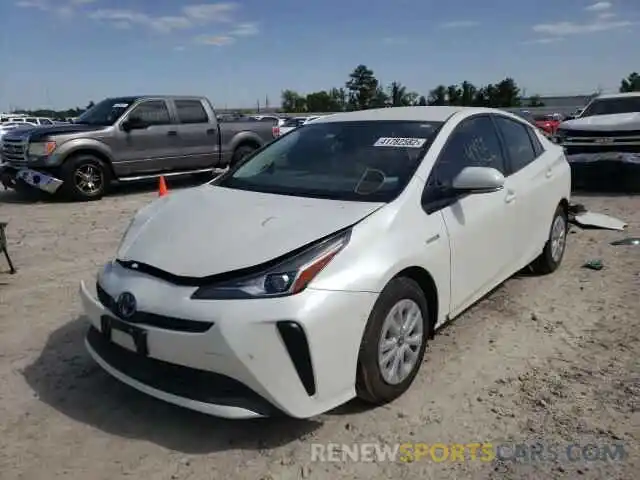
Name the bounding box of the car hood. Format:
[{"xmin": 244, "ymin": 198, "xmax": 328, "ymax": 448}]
[
  {"xmin": 560, "ymin": 112, "xmax": 640, "ymax": 132},
  {"xmin": 2, "ymin": 123, "xmax": 106, "ymax": 142},
  {"xmin": 116, "ymin": 185, "xmax": 385, "ymax": 277}
]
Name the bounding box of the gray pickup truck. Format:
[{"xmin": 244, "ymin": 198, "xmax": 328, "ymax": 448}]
[{"xmin": 0, "ymin": 95, "xmax": 276, "ymax": 201}]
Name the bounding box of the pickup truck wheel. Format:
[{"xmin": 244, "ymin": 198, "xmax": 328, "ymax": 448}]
[
  {"xmin": 59, "ymin": 155, "xmax": 109, "ymax": 201},
  {"xmin": 231, "ymin": 145, "xmax": 258, "ymax": 167},
  {"xmin": 356, "ymin": 278, "xmax": 429, "ymax": 405},
  {"xmin": 530, "ymin": 204, "xmax": 568, "ymax": 275}
]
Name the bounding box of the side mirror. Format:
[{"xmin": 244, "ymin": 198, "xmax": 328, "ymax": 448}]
[
  {"xmin": 451, "ymin": 166, "xmax": 505, "ymax": 194},
  {"xmin": 121, "ymin": 117, "xmax": 147, "ymax": 132}
]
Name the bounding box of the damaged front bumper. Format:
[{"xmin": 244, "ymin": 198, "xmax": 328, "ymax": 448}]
[
  {"xmin": 563, "ymin": 151, "xmax": 640, "ymax": 192},
  {"xmin": 0, "ymin": 163, "xmax": 63, "ymax": 194}
]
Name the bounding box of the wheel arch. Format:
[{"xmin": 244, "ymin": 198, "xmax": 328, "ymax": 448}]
[
  {"xmin": 391, "ymin": 266, "xmax": 438, "ymax": 339},
  {"xmin": 62, "ymin": 148, "xmax": 116, "ymax": 179}
]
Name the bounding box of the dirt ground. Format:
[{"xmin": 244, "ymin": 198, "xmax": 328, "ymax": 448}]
[{"xmin": 0, "ymin": 182, "xmax": 638, "ymax": 480}]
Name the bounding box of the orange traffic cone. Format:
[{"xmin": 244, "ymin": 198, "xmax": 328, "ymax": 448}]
[{"xmin": 158, "ymin": 176, "xmax": 168, "ymax": 197}]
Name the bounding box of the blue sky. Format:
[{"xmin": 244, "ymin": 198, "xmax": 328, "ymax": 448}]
[{"xmin": 0, "ymin": 0, "xmax": 638, "ymax": 110}]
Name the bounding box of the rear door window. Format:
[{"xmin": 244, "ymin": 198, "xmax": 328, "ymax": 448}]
[{"xmin": 175, "ymin": 100, "xmax": 209, "ymax": 124}]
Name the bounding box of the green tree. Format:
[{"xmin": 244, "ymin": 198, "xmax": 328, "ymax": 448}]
[
  {"xmin": 460, "ymin": 81, "xmax": 477, "ymax": 106},
  {"xmin": 328, "ymin": 87, "xmax": 348, "ymax": 111},
  {"xmin": 620, "ymin": 72, "xmax": 640, "ymax": 92},
  {"xmin": 527, "ymin": 95, "xmax": 545, "ymax": 107},
  {"xmin": 306, "ymin": 90, "xmax": 340, "ymax": 112},
  {"xmin": 345, "ymin": 64, "xmax": 380, "ymax": 110},
  {"xmin": 281, "ymin": 89, "xmax": 306, "ymax": 112},
  {"xmin": 446, "ymin": 85, "xmax": 462, "ymax": 105},
  {"xmin": 492, "ymin": 78, "xmax": 521, "ymax": 107},
  {"xmin": 427, "ymin": 85, "xmax": 447, "ymax": 105},
  {"xmin": 417, "ymin": 95, "xmax": 427, "ymax": 106}
]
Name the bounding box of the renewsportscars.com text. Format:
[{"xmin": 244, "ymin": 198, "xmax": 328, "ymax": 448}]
[{"xmin": 311, "ymin": 442, "xmax": 628, "ymax": 463}]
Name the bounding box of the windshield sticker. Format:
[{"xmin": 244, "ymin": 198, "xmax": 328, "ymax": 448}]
[
  {"xmin": 373, "ymin": 137, "xmax": 427, "ymax": 148},
  {"xmin": 113, "ymin": 103, "xmax": 130, "ymax": 108}
]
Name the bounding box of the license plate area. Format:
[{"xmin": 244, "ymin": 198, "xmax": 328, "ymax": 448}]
[{"xmin": 100, "ymin": 315, "xmax": 148, "ymax": 356}]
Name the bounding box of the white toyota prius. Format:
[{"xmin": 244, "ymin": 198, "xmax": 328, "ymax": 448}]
[{"xmin": 80, "ymin": 106, "xmax": 571, "ymax": 419}]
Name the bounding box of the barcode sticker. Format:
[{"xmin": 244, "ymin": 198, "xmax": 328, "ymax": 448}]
[{"xmin": 373, "ymin": 137, "xmax": 427, "ymax": 148}]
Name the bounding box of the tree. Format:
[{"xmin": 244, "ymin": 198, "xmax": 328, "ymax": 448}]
[
  {"xmin": 388, "ymin": 81, "xmax": 406, "ymax": 107},
  {"xmin": 527, "ymin": 95, "xmax": 545, "ymax": 107},
  {"xmin": 460, "ymin": 81, "xmax": 477, "ymax": 106},
  {"xmin": 417, "ymin": 95, "xmax": 427, "ymax": 106},
  {"xmin": 491, "ymin": 78, "xmax": 521, "ymax": 107},
  {"xmin": 329, "ymin": 87, "xmax": 348, "ymax": 111},
  {"xmin": 446, "ymin": 85, "xmax": 462, "ymax": 105},
  {"xmin": 427, "ymin": 85, "xmax": 447, "ymax": 105},
  {"xmin": 345, "ymin": 64, "xmax": 380, "ymax": 110},
  {"xmin": 306, "ymin": 90, "xmax": 340, "ymax": 112},
  {"xmin": 281, "ymin": 89, "xmax": 306, "ymax": 112},
  {"xmin": 620, "ymin": 72, "xmax": 640, "ymax": 92}
]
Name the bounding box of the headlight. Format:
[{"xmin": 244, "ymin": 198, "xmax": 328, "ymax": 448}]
[
  {"xmin": 191, "ymin": 229, "xmax": 351, "ymax": 300},
  {"xmin": 28, "ymin": 141, "xmax": 56, "ymax": 157}
]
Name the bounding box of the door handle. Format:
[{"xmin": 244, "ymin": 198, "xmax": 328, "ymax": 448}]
[
  {"xmin": 167, "ymin": 130, "xmax": 177, "ymax": 136},
  {"xmin": 505, "ymin": 190, "xmax": 516, "ymax": 203},
  {"xmin": 545, "ymin": 168, "xmax": 553, "ymax": 178},
  {"xmin": 206, "ymin": 128, "xmax": 216, "ymax": 135}
]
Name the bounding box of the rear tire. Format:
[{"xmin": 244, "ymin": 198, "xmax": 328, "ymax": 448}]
[
  {"xmin": 356, "ymin": 277, "xmax": 430, "ymax": 405},
  {"xmin": 530, "ymin": 204, "xmax": 568, "ymax": 274},
  {"xmin": 231, "ymin": 144, "xmax": 258, "ymax": 167},
  {"xmin": 59, "ymin": 154, "xmax": 109, "ymax": 201}
]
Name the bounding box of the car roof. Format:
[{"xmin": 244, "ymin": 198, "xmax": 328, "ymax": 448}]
[
  {"xmin": 595, "ymin": 92, "xmax": 640, "ymax": 100},
  {"xmin": 310, "ymin": 106, "xmax": 491, "ymax": 124}
]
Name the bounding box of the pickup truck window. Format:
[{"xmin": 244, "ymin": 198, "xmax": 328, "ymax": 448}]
[
  {"xmin": 580, "ymin": 97, "xmax": 640, "ymax": 117},
  {"xmin": 129, "ymin": 100, "xmax": 171, "ymax": 126},
  {"xmin": 175, "ymin": 100, "xmax": 209, "ymax": 124},
  {"xmin": 217, "ymin": 120, "xmax": 443, "ymax": 202},
  {"xmin": 75, "ymin": 97, "xmax": 138, "ymax": 126}
]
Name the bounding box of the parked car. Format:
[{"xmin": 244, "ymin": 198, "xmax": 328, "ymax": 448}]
[
  {"xmin": 0, "ymin": 116, "xmax": 54, "ymax": 126},
  {"xmin": 79, "ymin": 106, "xmax": 571, "ymax": 419},
  {"xmin": 276, "ymin": 116, "xmax": 321, "ymax": 136},
  {"xmin": 0, "ymin": 96, "xmax": 277, "ymax": 201},
  {"xmin": 534, "ymin": 114, "xmax": 563, "ymax": 136},
  {"xmin": 0, "ymin": 122, "xmax": 35, "ymax": 140}
]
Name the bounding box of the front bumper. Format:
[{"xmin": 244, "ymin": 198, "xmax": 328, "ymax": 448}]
[
  {"xmin": 0, "ymin": 163, "xmax": 63, "ymax": 194},
  {"xmin": 79, "ymin": 263, "xmax": 378, "ymax": 419}
]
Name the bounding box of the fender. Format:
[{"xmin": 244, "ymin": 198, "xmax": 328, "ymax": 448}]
[{"xmin": 46, "ymin": 138, "xmax": 116, "ymax": 168}]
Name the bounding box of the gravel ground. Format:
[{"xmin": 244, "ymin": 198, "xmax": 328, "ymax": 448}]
[{"xmin": 0, "ymin": 182, "xmax": 638, "ymax": 480}]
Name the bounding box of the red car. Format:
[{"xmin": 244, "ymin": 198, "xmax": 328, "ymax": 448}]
[{"xmin": 534, "ymin": 114, "xmax": 563, "ymax": 135}]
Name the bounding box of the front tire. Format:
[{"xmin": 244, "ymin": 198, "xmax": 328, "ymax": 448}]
[
  {"xmin": 530, "ymin": 204, "xmax": 568, "ymax": 274},
  {"xmin": 356, "ymin": 278, "xmax": 429, "ymax": 405},
  {"xmin": 59, "ymin": 154, "xmax": 109, "ymax": 201}
]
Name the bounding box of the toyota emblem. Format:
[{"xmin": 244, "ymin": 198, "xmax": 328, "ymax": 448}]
[{"xmin": 116, "ymin": 292, "xmax": 137, "ymax": 319}]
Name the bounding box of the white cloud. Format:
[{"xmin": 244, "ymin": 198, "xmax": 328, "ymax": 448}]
[
  {"xmin": 522, "ymin": 37, "xmax": 564, "ymax": 45},
  {"xmin": 229, "ymin": 22, "xmax": 259, "ymax": 36},
  {"xmin": 16, "ymin": 0, "xmax": 96, "ymax": 17},
  {"xmin": 183, "ymin": 3, "xmax": 237, "ymax": 23},
  {"xmin": 585, "ymin": 1, "xmax": 612, "ymax": 12},
  {"xmin": 195, "ymin": 34, "xmax": 235, "ymax": 46},
  {"xmin": 598, "ymin": 12, "xmax": 616, "ymax": 19},
  {"xmin": 532, "ymin": 19, "xmax": 633, "ymax": 35},
  {"xmin": 87, "ymin": 3, "xmax": 248, "ymax": 34},
  {"xmin": 439, "ymin": 20, "xmax": 479, "ymax": 28}
]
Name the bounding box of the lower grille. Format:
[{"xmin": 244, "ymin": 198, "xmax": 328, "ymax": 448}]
[
  {"xmin": 87, "ymin": 326, "xmax": 282, "ymax": 416},
  {"xmin": 565, "ymin": 144, "xmax": 640, "ymax": 155},
  {"xmin": 96, "ymin": 282, "xmax": 213, "ymax": 333}
]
